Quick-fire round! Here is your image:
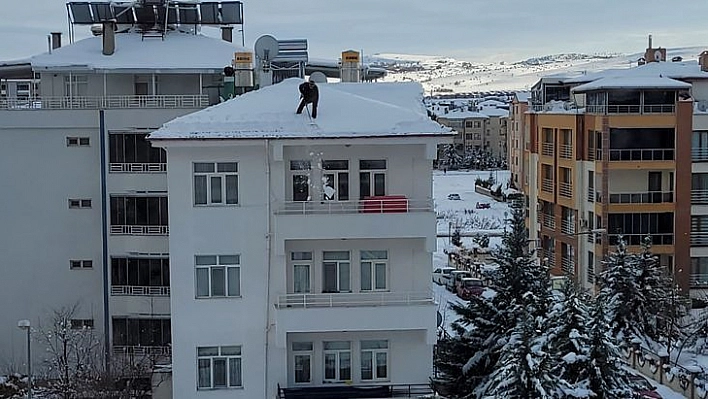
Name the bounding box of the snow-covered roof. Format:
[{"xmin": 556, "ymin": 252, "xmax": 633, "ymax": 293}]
[
  {"xmin": 514, "ymin": 92, "xmax": 531, "ymax": 102},
  {"xmin": 479, "ymin": 108, "xmax": 509, "ymax": 118},
  {"xmin": 438, "ymin": 110, "xmax": 489, "ymax": 120},
  {"xmin": 564, "ymin": 61, "xmax": 708, "ymax": 85},
  {"xmin": 31, "ymin": 31, "xmax": 245, "ymax": 72},
  {"xmin": 150, "ymin": 79, "xmax": 452, "ymax": 140},
  {"xmin": 572, "ymin": 76, "xmax": 691, "ymax": 92},
  {"xmin": 477, "ymin": 99, "xmax": 506, "ymax": 107}
]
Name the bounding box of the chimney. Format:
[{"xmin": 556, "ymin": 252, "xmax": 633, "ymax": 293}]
[
  {"xmin": 648, "ymin": 34, "xmax": 652, "ymax": 49},
  {"xmin": 51, "ymin": 32, "xmax": 62, "ymax": 50},
  {"xmin": 102, "ymin": 21, "xmax": 116, "ymax": 56},
  {"xmin": 700, "ymin": 51, "xmax": 708, "ymax": 72},
  {"xmin": 221, "ymin": 26, "xmax": 233, "ymax": 43}
]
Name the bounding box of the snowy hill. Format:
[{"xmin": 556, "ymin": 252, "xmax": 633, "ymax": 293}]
[{"xmin": 372, "ymin": 47, "xmax": 707, "ymax": 93}]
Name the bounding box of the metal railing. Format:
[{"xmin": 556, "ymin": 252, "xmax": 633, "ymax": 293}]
[
  {"xmin": 0, "ymin": 95, "xmax": 209, "ymax": 110},
  {"xmin": 541, "ymin": 179, "xmax": 554, "ymax": 193},
  {"xmin": 111, "ymin": 286, "xmax": 170, "ymax": 296},
  {"xmin": 275, "ymin": 291, "xmax": 433, "ymax": 309},
  {"xmin": 691, "ymin": 274, "xmax": 708, "ymax": 287},
  {"xmin": 608, "ymin": 191, "xmax": 674, "ymax": 204},
  {"xmin": 542, "ymin": 214, "xmax": 555, "ymax": 229},
  {"xmin": 278, "ymin": 383, "xmax": 433, "ymax": 399},
  {"xmin": 692, "ymin": 190, "xmax": 708, "ymax": 204},
  {"xmin": 693, "ymin": 148, "xmax": 708, "ymax": 162},
  {"xmin": 588, "ymin": 148, "xmax": 595, "ymax": 161},
  {"xmin": 609, "ymin": 148, "xmax": 674, "ymax": 161},
  {"xmin": 113, "ymin": 346, "xmax": 171, "ymax": 356},
  {"xmin": 541, "ymin": 142, "xmax": 554, "ymax": 157},
  {"xmin": 545, "ymin": 252, "xmax": 556, "ymax": 268},
  {"xmin": 587, "ymin": 187, "xmax": 595, "ymax": 203},
  {"xmin": 609, "ymin": 234, "xmax": 673, "ymax": 246},
  {"xmin": 559, "ymin": 182, "xmax": 573, "ymax": 198},
  {"xmin": 276, "ymin": 199, "xmax": 433, "ymax": 215},
  {"xmin": 109, "ymin": 163, "xmax": 167, "ymax": 173},
  {"xmin": 561, "ymin": 257, "xmax": 574, "ymax": 274},
  {"xmin": 586, "ymin": 104, "xmax": 675, "ymax": 114},
  {"xmin": 559, "ymin": 144, "xmax": 573, "ymax": 159},
  {"xmin": 561, "ymin": 219, "xmax": 575, "ymax": 235},
  {"xmin": 691, "ymin": 232, "xmax": 708, "ymax": 246},
  {"xmin": 110, "ymin": 225, "xmax": 169, "ymax": 236}
]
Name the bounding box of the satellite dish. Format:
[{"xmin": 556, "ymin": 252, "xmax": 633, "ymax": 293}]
[
  {"xmin": 309, "ymin": 71, "xmax": 327, "ymax": 84},
  {"xmin": 254, "ymin": 35, "xmax": 279, "ymax": 62},
  {"xmin": 654, "ymin": 50, "xmax": 662, "ymax": 61}
]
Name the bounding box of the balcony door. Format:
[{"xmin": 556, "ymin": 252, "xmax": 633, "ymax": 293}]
[
  {"xmin": 648, "ymin": 172, "xmax": 662, "ymax": 203},
  {"xmin": 322, "ymin": 160, "xmax": 349, "ymax": 201},
  {"xmin": 359, "ymin": 160, "xmax": 387, "ymax": 199},
  {"xmin": 322, "ymin": 251, "xmax": 350, "ymax": 293}
]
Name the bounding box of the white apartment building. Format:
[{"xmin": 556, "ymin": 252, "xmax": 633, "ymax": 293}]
[
  {"xmin": 149, "ymin": 79, "xmax": 452, "ymax": 398},
  {"xmin": 0, "ymin": 27, "xmax": 242, "ymax": 372}
]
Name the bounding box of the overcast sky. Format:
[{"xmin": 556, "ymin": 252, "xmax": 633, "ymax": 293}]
[{"xmin": 1, "ymin": 0, "xmax": 707, "ymax": 62}]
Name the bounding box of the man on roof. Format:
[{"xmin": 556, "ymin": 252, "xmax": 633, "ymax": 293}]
[{"xmin": 296, "ymin": 78, "xmax": 319, "ymax": 119}]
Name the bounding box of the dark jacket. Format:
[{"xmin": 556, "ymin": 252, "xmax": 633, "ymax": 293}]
[{"xmin": 299, "ymin": 82, "xmax": 319, "ymax": 103}]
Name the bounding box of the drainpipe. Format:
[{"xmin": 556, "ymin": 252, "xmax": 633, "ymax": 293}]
[{"xmin": 264, "ymin": 139, "xmax": 273, "ymax": 397}]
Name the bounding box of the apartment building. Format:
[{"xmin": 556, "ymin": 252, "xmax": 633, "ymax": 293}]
[
  {"xmin": 508, "ymin": 92, "xmax": 530, "ymax": 189},
  {"xmin": 149, "ymin": 79, "xmax": 451, "ymax": 398},
  {"xmin": 435, "ymin": 106, "xmax": 509, "ymax": 158},
  {"xmin": 525, "ymin": 46, "xmax": 708, "ymax": 296},
  {"xmin": 0, "ymin": 19, "xmax": 243, "ymax": 374}
]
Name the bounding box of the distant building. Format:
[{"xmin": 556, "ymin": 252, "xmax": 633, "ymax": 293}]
[{"xmin": 508, "ymin": 92, "xmax": 530, "ymax": 189}]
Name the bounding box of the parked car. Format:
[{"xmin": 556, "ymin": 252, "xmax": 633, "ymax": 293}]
[
  {"xmin": 447, "ymin": 270, "xmax": 472, "ymax": 292},
  {"xmin": 475, "ymin": 202, "xmax": 491, "ymax": 209},
  {"xmin": 447, "ymin": 193, "xmax": 461, "ymax": 200},
  {"xmin": 628, "ymin": 373, "xmax": 662, "ymax": 399},
  {"xmin": 432, "ymin": 267, "xmax": 456, "ymax": 285},
  {"xmin": 456, "ymin": 277, "xmax": 485, "ymax": 300}
]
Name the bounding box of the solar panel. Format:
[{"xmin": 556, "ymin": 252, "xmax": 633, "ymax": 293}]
[
  {"xmin": 135, "ymin": 5, "xmax": 156, "ymax": 25},
  {"xmin": 113, "ymin": 5, "xmax": 135, "ymax": 24},
  {"xmin": 199, "ymin": 2, "xmax": 220, "ymax": 24},
  {"xmin": 68, "ymin": 2, "xmax": 94, "ymax": 24},
  {"xmin": 220, "ymin": 2, "xmax": 243, "ymax": 24},
  {"xmin": 90, "ymin": 2, "xmax": 114, "ymax": 22},
  {"xmin": 177, "ymin": 3, "xmax": 198, "ymax": 24}
]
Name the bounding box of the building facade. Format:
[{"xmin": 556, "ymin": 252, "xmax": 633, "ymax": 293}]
[{"xmin": 150, "ymin": 80, "xmax": 450, "ymax": 398}]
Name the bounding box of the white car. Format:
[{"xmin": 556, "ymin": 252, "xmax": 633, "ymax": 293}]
[{"xmin": 432, "ymin": 267, "xmax": 456, "ymax": 285}]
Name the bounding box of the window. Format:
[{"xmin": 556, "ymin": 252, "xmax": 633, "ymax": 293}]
[
  {"xmin": 194, "ymin": 162, "xmax": 238, "ymax": 205},
  {"xmin": 322, "ymin": 160, "xmax": 349, "ymax": 201},
  {"xmin": 111, "ymin": 257, "xmax": 169, "ymax": 286},
  {"xmin": 322, "ymin": 251, "xmax": 350, "ymax": 293},
  {"xmin": 109, "ymin": 133, "xmax": 166, "ymax": 165},
  {"xmin": 360, "ymin": 250, "xmax": 387, "ymax": 291},
  {"xmin": 292, "ymin": 342, "xmax": 313, "ymax": 384},
  {"xmin": 110, "ymin": 196, "xmax": 168, "ymax": 226},
  {"xmin": 359, "ymin": 160, "xmax": 386, "ymax": 199},
  {"xmin": 290, "ymin": 161, "xmax": 311, "ymax": 201},
  {"xmin": 473, "ymin": 121, "xmax": 481, "ymax": 128},
  {"xmin": 291, "ymin": 252, "xmax": 312, "ymax": 293},
  {"xmin": 69, "ymin": 198, "xmax": 92, "ymax": 209},
  {"xmin": 587, "ymin": 251, "xmax": 595, "ymax": 284},
  {"xmin": 323, "ymin": 341, "xmax": 351, "ymax": 382},
  {"xmin": 64, "ymin": 75, "xmax": 88, "ymax": 96},
  {"xmin": 66, "ymin": 136, "xmax": 90, "ymax": 147},
  {"xmin": 197, "ymin": 346, "xmax": 242, "ymax": 389},
  {"xmin": 70, "ymin": 260, "xmax": 93, "ymax": 269},
  {"xmin": 112, "ymin": 317, "xmax": 171, "ymax": 347},
  {"xmin": 196, "ymin": 255, "xmax": 241, "ymax": 298},
  {"xmin": 361, "ymin": 340, "xmax": 388, "ymax": 381},
  {"xmin": 70, "ymin": 319, "xmax": 94, "ymax": 329}
]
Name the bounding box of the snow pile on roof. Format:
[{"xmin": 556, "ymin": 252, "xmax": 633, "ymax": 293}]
[
  {"xmin": 150, "ymin": 79, "xmax": 452, "ymax": 140},
  {"xmin": 479, "ymin": 107, "xmax": 509, "ymax": 117},
  {"xmin": 514, "ymin": 92, "xmax": 531, "ymax": 102},
  {"xmin": 440, "ymin": 110, "xmax": 489, "ymax": 119},
  {"xmin": 31, "ymin": 31, "xmax": 244, "ymax": 71},
  {"xmin": 572, "ymin": 75, "xmax": 691, "ymax": 92}
]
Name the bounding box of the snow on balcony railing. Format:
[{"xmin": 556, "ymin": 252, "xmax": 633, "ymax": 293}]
[
  {"xmin": 276, "ymin": 198, "xmax": 433, "ymax": 215},
  {"xmin": 559, "ymin": 144, "xmax": 573, "ymax": 159},
  {"xmin": 559, "ymin": 182, "xmax": 573, "ymax": 198},
  {"xmin": 275, "ymin": 291, "xmax": 433, "ymax": 309},
  {"xmin": 109, "ymin": 163, "xmax": 167, "ymax": 173},
  {"xmin": 0, "ymin": 95, "xmax": 209, "ymax": 110},
  {"xmin": 609, "ymin": 191, "xmax": 674, "ymax": 204},
  {"xmin": 110, "ymin": 225, "xmax": 169, "ymax": 236},
  {"xmin": 111, "ymin": 286, "xmax": 170, "ymax": 296},
  {"xmin": 541, "ymin": 143, "xmax": 554, "ymax": 157},
  {"xmin": 609, "ymin": 148, "xmax": 674, "ymax": 162}
]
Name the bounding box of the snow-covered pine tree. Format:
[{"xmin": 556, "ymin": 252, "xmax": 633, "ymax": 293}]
[
  {"xmin": 442, "ymin": 144, "xmax": 462, "ymax": 169},
  {"xmin": 451, "ymin": 228, "xmax": 463, "ymax": 248},
  {"xmin": 585, "ymin": 295, "xmax": 634, "ymax": 399}
]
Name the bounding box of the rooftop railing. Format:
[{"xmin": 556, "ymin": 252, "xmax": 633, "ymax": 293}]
[
  {"xmin": 275, "ymin": 291, "xmax": 433, "ymax": 309},
  {"xmin": 0, "ymin": 95, "xmax": 209, "ymax": 110}
]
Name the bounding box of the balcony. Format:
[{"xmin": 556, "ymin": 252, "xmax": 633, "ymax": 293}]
[
  {"xmin": 608, "ymin": 191, "xmax": 674, "ymax": 204},
  {"xmin": 0, "ymin": 95, "xmax": 209, "ymax": 110},
  {"xmin": 277, "ymin": 198, "xmax": 432, "ymax": 215},
  {"xmin": 693, "ymin": 148, "xmax": 708, "ymax": 162},
  {"xmin": 111, "ymin": 286, "xmax": 170, "ymax": 296},
  {"xmin": 561, "ymin": 257, "xmax": 575, "ymax": 274},
  {"xmin": 561, "ymin": 219, "xmax": 575, "ymax": 235},
  {"xmin": 113, "ymin": 345, "xmax": 171, "ymax": 357},
  {"xmin": 587, "ymin": 187, "xmax": 595, "ymax": 203},
  {"xmin": 691, "ymin": 274, "xmax": 708, "ymax": 287},
  {"xmin": 559, "ymin": 182, "xmax": 573, "ymax": 198},
  {"xmin": 559, "ymin": 144, "xmax": 573, "ymax": 159},
  {"xmin": 544, "ymin": 251, "xmax": 556, "ymax": 268},
  {"xmin": 542, "ymin": 214, "xmax": 555, "ymax": 229},
  {"xmin": 609, "ymin": 234, "xmax": 673, "ymax": 246},
  {"xmin": 109, "ymin": 163, "xmax": 167, "ymax": 173},
  {"xmin": 691, "ymin": 232, "xmax": 708, "ymax": 246},
  {"xmin": 692, "ymin": 190, "xmax": 708, "ymax": 205},
  {"xmin": 541, "ymin": 179, "xmax": 554, "ymax": 193},
  {"xmin": 585, "ymin": 104, "xmax": 675, "ymax": 114},
  {"xmin": 542, "ymin": 143, "xmax": 554, "ymax": 157},
  {"xmin": 278, "ymin": 384, "xmax": 433, "ymax": 399},
  {"xmin": 274, "ymin": 291, "xmax": 436, "ymax": 347},
  {"xmin": 609, "ymin": 148, "xmax": 674, "ymax": 162},
  {"xmin": 110, "ymin": 225, "xmax": 169, "ymax": 236}
]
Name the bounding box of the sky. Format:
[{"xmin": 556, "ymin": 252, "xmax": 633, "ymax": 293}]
[{"xmin": 1, "ymin": 0, "xmax": 707, "ymax": 63}]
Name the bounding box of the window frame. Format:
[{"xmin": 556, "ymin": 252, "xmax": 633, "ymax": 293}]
[
  {"xmin": 70, "ymin": 319, "xmax": 95, "ymax": 330},
  {"xmin": 360, "ymin": 250, "xmax": 388, "ymax": 291},
  {"xmin": 323, "ymin": 341, "xmax": 351, "ymax": 382},
  {"xmin": 69, "ymin": 198, "xmax": 92, "ymax": 209},
  {"xmin": 193, "ymin": 162, "xmax": 239, "ymax": 206},
  {"xmin": 197, "ymin": 345, "xmax": 243, "ymax": 390},
  {"xmin": 322, "ymin": 251, "xmax": 351, "ymax": 293},
  {"xmin": 360, "ymin": 340, "xmax": 389, "ymax": 381},
  {"xmin": 292, "ymin": 342, "xmax": 313, "ymax": 384},
  {"xmin": 195, "ymin": 255, "xmax": 241, "ymax": 299},
  {"xmin": 359, "ymin": 160, "xmax": 387, "ymax": 199},
  {"xmin": 291, "ymin": 251, "xmax": 312, "ymax": 294},
  {"xmin": 70, "ymin": 259, "xmax": 93, "ymax": 269},
  {"xmin": 321, "ymin": 160, "xmax": 349, "ymax": 201},
  {"xmin": 290, "ymin": 160, "xmax": 311, "ymax": 202}
]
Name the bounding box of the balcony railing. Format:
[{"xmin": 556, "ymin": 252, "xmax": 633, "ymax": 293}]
[
  {"xmin": 109, "ymin": 163, "xmax": 167, "ymax": 173},
  {"xmin": 544, "ymin": 251, "xmax": 556, "ymax": 268},
  {"xmin": 609, "ymin": 234, "xmax": 673, "ymax": 246},
  {"xmin": 113, "ymin": 346, "xmax": 171, "ymax": 356},
  {"xmin": 542, "ymin": 142, "xmax": 554, "ymax": 157},
  {"xmin": 692, "ymin": 190, "xmax": 708, "ymax": 205},
  {"xmin": 276, "ymin": 198, "xmax": 432, "ymax": 215},
  {"xmin": 693, "ymin": 148, "xmax": 708, "ymax": 162},
  {"xmin": 588, "ymin": 148, "xmax": 595, "ymax": 161},
  {"xmin": 609, "ymin": 148, "xmax": 674, "ymax": 161},
  {"xmin": 559, "ymin": 144, "xmax": 573, "ymax": 159},
  {"xmin": 542, "ymin": 214, "xmax": 555, "ymax": 229},
  {"xmin": 559, "ymin": 182, "xmax": 573, "ymax": 198},
  {"xmin": 275, "ymin": 291, "xmax": 433, "ymax": 309},
  {"xmin": 279, "ymin": 383, "xmax": 433, "ymax": 399},
  {"xmin": 110, "ymin": 225, "xmax": 169, "ymax": 236},
  {"xmin": 561, "ymin": 219, "xmax": 575, "ymax": 235},
  {"xmin": 586, "ymin": 104, "xmax": 675, "ymax": 114},
  {"xmin": 691, "ymin": 274, "xmax": 708, "ymax": 287},
  {"xmin": 608, "ymin": 191, "xmax": 674, "ymax": 204},
  {"xmin": 561, "ymin": 257, "xmax": 575, "ymax": 274},
  {"xmin": 0, "ymin": 95, "xmax": 209, "ymax": 110},
  {"xmin": 111, "ymin": 286, "xmax": 170, "ymax": 296},
  {"xmin": 691, "ymin": 232, "xmax": 708, "ymax": 246},
  {"xmin": 541, "ymin": 179, "xmax": 554, "ymax": 193},
  {"xmin": 587, "ymin": 187, "xmax": 595, "ymax": 203}
]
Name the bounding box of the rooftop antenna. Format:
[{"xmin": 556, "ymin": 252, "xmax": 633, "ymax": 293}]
[{"xmin": 254, "ymin": 34, "xmax": 279, "ymax": 88}]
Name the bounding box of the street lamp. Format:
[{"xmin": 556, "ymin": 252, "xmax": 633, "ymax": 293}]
[{"xmin": 17, "ymin": 320, "xmax": 31, "ymax": 399}]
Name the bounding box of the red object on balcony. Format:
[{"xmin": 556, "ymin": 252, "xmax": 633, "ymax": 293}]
[{"xmin": 359, "ymin": 195, "xmax": 409, "ymax": 213}]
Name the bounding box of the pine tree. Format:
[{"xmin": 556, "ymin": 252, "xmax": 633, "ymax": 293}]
[{"xmin": 451, "ymin": 228, "xmax": 463, "ymax": 248}]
